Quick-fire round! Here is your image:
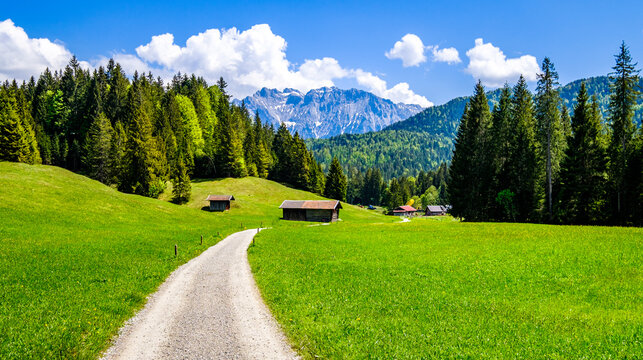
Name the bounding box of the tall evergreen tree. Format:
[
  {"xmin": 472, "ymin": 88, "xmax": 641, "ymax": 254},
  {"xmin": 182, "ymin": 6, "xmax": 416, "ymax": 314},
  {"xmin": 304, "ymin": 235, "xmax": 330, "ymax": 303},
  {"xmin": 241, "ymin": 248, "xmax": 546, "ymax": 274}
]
[
  {"xmin": 607, "ymin": 42, "xmax": 640, "ymax": 223},
  {"xmin": 171, "ymin": 158, "xmax": 192, "ymax": 204},
  {"xmin": 489, "ymin": 85, "xmax": 513, "ymax": 219},
  {"xmin": 83, "ymin": 113, "xmax": 114, "ymax": 183},
  {"xmin": 535, "ymin": 57, "xmax": 566, "ymax": 221},
  {"xmin": 449, "ymin": 81, "xmax": 493, "ymax": 221},
  {"xmin": 324, "ymin": 156, "xmax": 347, "ymax": 201},
  {"xmin": 216, "ymin": 103, "xmax": 247, "ymax": 178},
  {"xmin": 557, "ymin": 83, "xmax": 608, "ymax": 224},
  {"xmin": 0, "ymin": 89, "xmax": 31, "ymax": 162}
]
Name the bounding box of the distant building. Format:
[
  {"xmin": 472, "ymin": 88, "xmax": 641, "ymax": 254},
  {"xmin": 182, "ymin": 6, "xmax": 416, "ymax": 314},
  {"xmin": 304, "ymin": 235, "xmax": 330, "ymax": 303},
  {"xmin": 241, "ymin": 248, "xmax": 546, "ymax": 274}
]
[
  {"xmin": 392, "ymin": 205, "xmax": 417, "ymax": 216},
  {"xmin": 425, "ymin": 205, "xmax": 447, "ymax": 216},
  {"xmin": 206, "ymin": 195, "xmax": 235, "ymax": 212},
  {"xmin": 279, "ymin": 200, "xmax": 342, "ymax": 222}
]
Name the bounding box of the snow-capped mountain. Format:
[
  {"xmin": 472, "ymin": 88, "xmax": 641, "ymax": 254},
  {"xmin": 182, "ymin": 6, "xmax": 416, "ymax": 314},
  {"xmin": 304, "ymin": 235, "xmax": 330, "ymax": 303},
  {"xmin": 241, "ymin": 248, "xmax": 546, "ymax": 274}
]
[{"xmin": 234, "ymin": 87, "xmax": 425, "ymax": 139}]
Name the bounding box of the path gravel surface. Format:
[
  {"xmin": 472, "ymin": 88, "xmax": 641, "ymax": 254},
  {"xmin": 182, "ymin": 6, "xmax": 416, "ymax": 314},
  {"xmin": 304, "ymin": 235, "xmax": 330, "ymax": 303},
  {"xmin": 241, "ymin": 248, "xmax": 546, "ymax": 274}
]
[{"xmin": 102, "ymin": 229, "xmax": 298, "ymax": 360}]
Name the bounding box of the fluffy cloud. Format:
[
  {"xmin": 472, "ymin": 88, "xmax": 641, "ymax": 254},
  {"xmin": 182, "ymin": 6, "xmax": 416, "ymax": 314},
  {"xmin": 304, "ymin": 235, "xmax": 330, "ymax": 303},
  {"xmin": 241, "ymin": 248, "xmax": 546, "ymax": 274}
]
[
  {"xmin": 385, "ymin": 34, "xmax": 427, "ymax": 67},
  {"xmin": 465, "ymin": 38, "xmax": 540, "ymax": 87},
  {"xmin": 0, "ymin": 20, "xmax": 432, "ymax": 106},
  {"xmin": 430, "ymin": 46, "xmax": 461, "ymax": 64},
  {"xmin": 0, "ymin": 19, "xmax": 76, "ymax": 81},
  {"xmin": 353, "ymin": 69, "xmax": 433, "ymax": 107},
  {"xmin": 129, "ymin": 24, "xmax": 430, "ymax": 105}
]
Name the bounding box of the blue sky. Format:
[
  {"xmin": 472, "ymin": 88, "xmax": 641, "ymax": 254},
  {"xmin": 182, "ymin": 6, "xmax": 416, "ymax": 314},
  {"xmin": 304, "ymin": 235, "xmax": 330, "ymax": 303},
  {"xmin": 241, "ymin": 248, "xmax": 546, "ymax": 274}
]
[{"xmin": 2, "ymin": 0, "xmax": 643, "ymax": 105}]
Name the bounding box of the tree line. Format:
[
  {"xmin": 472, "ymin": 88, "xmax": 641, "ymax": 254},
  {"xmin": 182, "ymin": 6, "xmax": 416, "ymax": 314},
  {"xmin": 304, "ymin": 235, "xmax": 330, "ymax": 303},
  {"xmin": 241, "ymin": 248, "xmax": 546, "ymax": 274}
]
[
  {"xmin": 0, "ymin": 57, "xmax": 348, "ymax": 203},
  {"xmin": 449, "ymin": 43, "xmax": 642, "ymax": 226}
]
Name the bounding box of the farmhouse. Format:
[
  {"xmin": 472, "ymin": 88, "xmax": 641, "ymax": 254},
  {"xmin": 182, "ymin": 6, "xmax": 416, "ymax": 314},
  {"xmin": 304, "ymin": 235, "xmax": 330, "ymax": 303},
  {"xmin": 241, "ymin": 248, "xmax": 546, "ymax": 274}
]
[
  {"xmin": 279, "ymin": 200, "xmax": 342, "ymax": 222},
  {"xmin": 392, "ymin": 205, "xmax": 417, "ymax": 216},
  {"xmin": 206, "ymin": 195, "xmax": 235, "ymax": 212},
  {"xmin": 425, "ymin": 205, "xmax": 447, "ymax": 216}
]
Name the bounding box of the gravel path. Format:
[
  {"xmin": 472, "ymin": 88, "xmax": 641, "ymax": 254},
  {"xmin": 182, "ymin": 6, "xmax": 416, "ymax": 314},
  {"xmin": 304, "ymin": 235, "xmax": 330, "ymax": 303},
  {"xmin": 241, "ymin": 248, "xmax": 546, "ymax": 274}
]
[{"xmin": 102, "ymin": 229, "xmax": 298, "ymax": 360}]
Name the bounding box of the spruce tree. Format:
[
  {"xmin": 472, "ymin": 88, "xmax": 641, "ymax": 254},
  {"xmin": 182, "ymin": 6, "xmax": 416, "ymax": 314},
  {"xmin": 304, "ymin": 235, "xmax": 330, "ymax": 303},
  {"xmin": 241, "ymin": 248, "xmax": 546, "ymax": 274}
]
[
  {"xmin": 171, "ymin": 158, "xmax": 192, "ymax": 204},
  {"xmin": 216, "ymin": 103, "xmax": 247, "ymax": 178},
  {"xmin": 607, "ymin": 42, "xmax": 640, "ymax": 223},
  {"xmin": 83, "ymin": 113, "xmax": 113, "ymax": 183},
  {"xmin": 449, "ymin": 81, "xmax": 492, "ymax": 221},
  {"xmin": 270, "ymin": 124, "xmax": 293, "ymax": 182},
  {"xmin": 324, "ymin": 157, "xmax": 347, "ymax": 201},
  {"xmin": 0, "ymin": 89, "xmax": 30, "ymax": 162},
  {"xmin": 489, "ymin": 85, "xmax": 513, "ymax": 219},
  {"xmin": 508, "ymin": 76, "xmax": 539, "ymax": 221},
  {"xmin": 535, "ymin": 57, "xmax": 565, "ymax": 221},
  {"xmin": 557, "ymin": 83, "xmax": 608, "ymax": 224}
]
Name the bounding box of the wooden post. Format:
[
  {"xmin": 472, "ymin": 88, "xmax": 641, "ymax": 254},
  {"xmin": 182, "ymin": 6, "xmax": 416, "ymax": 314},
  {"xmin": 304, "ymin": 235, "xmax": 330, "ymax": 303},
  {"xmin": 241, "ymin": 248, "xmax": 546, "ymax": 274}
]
[
  {"xmin": 217, "ymin": 231, "xmax": 220, "ymax": 237},
  {"xmin": 174, "ymin": 244, "xmax": 177, "ymax": 257},
  {"xmin": 260, "ymin": 221, "xmax": 263, "ymax": 228},
  {"xmin": 200, "ymin": 235, "xmax": 203, "ymax": 245}
]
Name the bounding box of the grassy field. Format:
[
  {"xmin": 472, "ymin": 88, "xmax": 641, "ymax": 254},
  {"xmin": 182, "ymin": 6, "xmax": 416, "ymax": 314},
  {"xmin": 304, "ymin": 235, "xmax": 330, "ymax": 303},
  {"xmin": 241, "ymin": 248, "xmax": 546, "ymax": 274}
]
[
  {"xmin": 249, "ymin": 219, "xmax": 643, "ymax": 359},
  {"xmin": 0, "ymin": 162, "xmax": 384, "ymax": 359}
]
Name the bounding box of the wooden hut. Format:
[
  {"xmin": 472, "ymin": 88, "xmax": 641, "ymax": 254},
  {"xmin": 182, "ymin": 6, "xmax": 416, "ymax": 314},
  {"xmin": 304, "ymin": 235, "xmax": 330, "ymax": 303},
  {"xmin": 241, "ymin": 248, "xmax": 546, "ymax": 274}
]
[
  {"xmin": 206, "ymin": 195, "xmax": 235, "ymax": 212},
  {"xmin": 392, "ymin": 205, "xmax": 417, "ymax": 216},
  {"xmin": 279, "ymin": 200, "xmax": 342, "ymax": 222},
  {"xmin": 425, "ymin": 205, "xmax": 447, "ymax": 216}
]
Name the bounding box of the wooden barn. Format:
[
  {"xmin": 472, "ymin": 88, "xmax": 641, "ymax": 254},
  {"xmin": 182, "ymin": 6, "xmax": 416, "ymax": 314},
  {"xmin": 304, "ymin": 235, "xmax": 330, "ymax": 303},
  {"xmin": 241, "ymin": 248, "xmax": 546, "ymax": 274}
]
[
  {"xmin": 279, "ymin": 200, "xmax": 342, "ymax": 222},
  {"xmin": 206, "ymin": 195, "xmax": 235, "ymax": 212},
  {"xmin": 392, "ymin": 205, "xmax": 417, "ymax": 216},
  {"xmin": 425, "ymin": 205, "xmax": 447, "ymax": 216}
]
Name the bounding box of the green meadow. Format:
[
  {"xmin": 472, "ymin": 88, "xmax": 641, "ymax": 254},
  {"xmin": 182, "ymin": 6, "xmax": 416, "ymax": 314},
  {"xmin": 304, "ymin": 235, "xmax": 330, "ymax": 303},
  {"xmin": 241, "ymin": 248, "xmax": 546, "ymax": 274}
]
[
  {"xmin": 1, "ymin": 162, "xmax": 641, "ymax": 359},
  {"xmin": 249, "ymin": 219, "xmax": 643, "ymax": 359},
  {"xmin": 0, "ymin": 162, "xmax": 383, "ymax": 358}
]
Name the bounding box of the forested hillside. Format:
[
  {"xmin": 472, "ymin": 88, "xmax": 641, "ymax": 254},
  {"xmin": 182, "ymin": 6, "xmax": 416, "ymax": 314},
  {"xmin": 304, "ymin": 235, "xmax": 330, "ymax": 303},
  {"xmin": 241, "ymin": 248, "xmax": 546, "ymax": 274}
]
[
  {"xmin": 309, "ymin": 76, "xmax": 643, "ymax": 179},
  {"xmin": 0, "ymin": 58, "xmax": 349, "ymax": 203}
]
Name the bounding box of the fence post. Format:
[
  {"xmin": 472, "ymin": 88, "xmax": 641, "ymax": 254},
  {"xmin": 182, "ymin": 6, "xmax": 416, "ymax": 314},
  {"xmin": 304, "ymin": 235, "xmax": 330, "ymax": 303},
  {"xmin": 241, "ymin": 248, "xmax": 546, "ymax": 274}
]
[
  {"xmin": 200, "ymin": 235, "xmax": 203, "ymax": 245},
  {"xmin": 174, "ymin": 244, "xmax": 178, "ymax": 257}
]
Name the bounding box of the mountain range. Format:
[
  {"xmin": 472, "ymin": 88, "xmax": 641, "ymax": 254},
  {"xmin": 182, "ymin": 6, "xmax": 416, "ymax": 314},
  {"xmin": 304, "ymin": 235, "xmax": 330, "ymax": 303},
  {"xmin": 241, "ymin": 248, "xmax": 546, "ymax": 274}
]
[{"xmin": 235, "ymin": 87, "xmax": 424, "ymax": 139}]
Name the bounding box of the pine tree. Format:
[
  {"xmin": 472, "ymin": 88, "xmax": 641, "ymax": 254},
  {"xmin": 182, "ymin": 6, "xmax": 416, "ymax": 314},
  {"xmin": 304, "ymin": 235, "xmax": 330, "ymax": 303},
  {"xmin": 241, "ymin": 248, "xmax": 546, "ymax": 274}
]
[
  {"xmin": 270, "ymin": 124, "xmax": 293, "ymax": 182},
  {"xmin": 119, "ymin": 80, "xmax": 166, "ymax": 197},
  {"xmin": 291, "ymin": 133, "xmax": 310, "ymax": 189},
  {"xmin": 607, "ymin": 42, "xmax": 640, "ymax": 223},
  {"xmin": 324, "ymin": 157, "xmax": 347, "ymax": 201},
  {"xmin": 557, "ymin": 83, "xmax": 608, "ymax": 224},
  {"xmin": 171, "ymin": 158, "xmax": 192, "ymax": 204},
  {"xmin": 489, "ymin": 85, "xmax": 513, "ymax": 219},
  {"xmin": 83, "ymin": 113, "xmax": 113, "ymax": 183},
  {"xmin": 508, "ymin": 76, "xmax": 539, "ymax": 221},
  {"xmin": 0, "ymin": 89, "xmax": 31, "ymax": 162},
  {"xmin": 216, "ymin": 103, "xmax": 247, "ymax": 178},
  {"xmin": 243, "ymin": 122, "xmax": 258, "ymax": 177},
  {"xmin": 449, "ymin": 81, "xmax": 492, "ymax": 221},
  {"xmin": 535, "ymin": 57, "xmax": 566, "ymax": 221}
]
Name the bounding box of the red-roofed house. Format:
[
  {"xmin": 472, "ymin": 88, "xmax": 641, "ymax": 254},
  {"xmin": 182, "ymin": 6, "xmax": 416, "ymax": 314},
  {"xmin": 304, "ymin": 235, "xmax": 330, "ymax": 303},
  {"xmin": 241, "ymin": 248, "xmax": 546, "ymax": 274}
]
[{"xmin": 392, "ymin": 205, "xmax": 417, "ymax": 217}]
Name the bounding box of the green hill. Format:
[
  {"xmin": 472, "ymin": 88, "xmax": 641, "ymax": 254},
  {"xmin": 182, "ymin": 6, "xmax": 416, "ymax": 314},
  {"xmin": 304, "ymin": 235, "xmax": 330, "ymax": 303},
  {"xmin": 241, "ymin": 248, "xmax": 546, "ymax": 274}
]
[
  {"xmin": 0, "ymin": 162, "xmax": 384, "ymax": 359},
  {"xmin": 309, "ymin": 76, "xmax": 643, "ymax": 179}
]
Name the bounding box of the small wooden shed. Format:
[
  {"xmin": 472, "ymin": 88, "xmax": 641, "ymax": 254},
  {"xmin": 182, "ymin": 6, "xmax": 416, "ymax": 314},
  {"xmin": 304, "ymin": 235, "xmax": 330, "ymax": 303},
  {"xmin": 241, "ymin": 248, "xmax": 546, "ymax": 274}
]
[
  {"xmin": 279, "ymin": 200, "xmax": 342, "ymax": 222},
  {"xmin": 206, "ymin": 195, "xmax": 235, "ymax": 212},
  {"xmin": 425, "ymin": 205, "xmax": 447, "ymax": 216}
]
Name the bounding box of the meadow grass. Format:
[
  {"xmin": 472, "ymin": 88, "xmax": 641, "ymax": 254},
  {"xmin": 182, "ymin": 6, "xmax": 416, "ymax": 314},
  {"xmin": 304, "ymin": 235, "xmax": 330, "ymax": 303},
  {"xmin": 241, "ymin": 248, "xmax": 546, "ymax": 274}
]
[
  {"xmin": 249, "ymin": 219, "xmax": 643, "ymax": 359},
  {"xmin": 0, "ymin": 162, "xmax": 384, "ymax": 358}
]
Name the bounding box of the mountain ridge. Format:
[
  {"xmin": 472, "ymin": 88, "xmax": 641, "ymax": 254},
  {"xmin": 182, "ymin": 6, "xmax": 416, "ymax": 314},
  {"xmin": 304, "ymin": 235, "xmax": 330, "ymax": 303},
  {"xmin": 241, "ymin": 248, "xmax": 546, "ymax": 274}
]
[{"xmin": 234, "ymin": 86, "xmax": 424, "ymax": 138}]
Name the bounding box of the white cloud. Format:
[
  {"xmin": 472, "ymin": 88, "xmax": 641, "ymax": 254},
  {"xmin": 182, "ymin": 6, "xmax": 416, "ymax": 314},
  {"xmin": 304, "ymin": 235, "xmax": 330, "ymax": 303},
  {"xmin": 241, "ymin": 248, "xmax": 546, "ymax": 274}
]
[
  {"xmin": 430, "ymin": 46, "xmax": 461, "ymax": 64},
  {"xmin": 129, "ymin": 24, "xmax": 430, "ymax": 105},
  {"xmin": 0, "ymin": 19, "xmax": 73, "ymax": 81},
  {"xmin": 386, "ymin": 33, "xmax": 461, "ymax": 69},
  {"xmin": 0, "ymin": 21, "xmax": 432, "ymax": 107},
  {"xmin": 385, "ymin": 34, "xmax": 427, "ymax": 67},
  {"xmin": 465, "ymin": 38, "xmax": 540, "ymax": 87},
  {"xmin": 353, "ymin": 69, "xmax": 433, "ymax": 107}
]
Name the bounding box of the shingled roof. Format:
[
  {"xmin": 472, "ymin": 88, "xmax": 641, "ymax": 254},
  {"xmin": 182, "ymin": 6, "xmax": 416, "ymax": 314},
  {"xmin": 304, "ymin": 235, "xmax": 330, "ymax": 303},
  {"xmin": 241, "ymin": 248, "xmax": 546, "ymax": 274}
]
[
  {"xmin": 393, "ymin": 205, "xmax": 417, "ymax": 212},
  {"xmin": 279, "ymin": 200, "xmax": 342, "ymax": 210},
  {"xmin": 206, "ymin": 195, "xmax": 235, "ymax": 201}
]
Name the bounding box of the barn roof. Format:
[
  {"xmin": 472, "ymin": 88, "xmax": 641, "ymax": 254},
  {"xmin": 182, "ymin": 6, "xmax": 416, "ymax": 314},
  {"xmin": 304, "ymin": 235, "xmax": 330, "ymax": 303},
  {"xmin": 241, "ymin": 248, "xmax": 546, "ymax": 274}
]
[
  {"xmin": 426, "ymin": 205, "xmax": 444, "ymax": 212},
  {"xmin": 393, "ymin": 205, "xmax": 417, "ymax": 212},
  {"xmin": 206, "ymin": 195, "xmax": 235, "ymax": 201},
  {"xmin": 279, "ymin": 200, "xmax": 342, "ymax": 210}
]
